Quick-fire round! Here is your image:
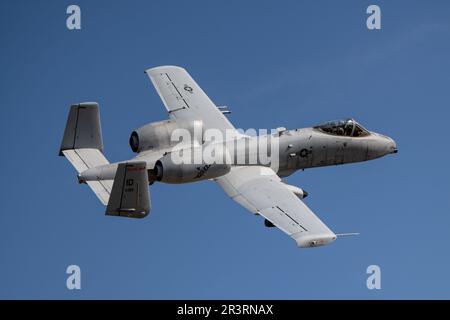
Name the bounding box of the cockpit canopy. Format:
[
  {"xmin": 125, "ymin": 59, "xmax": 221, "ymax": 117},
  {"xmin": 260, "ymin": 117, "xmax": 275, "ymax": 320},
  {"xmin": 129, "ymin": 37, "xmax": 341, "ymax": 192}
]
[{"xmin": 313, "ymin": 118, "xmax": 370, "ymax": 137}]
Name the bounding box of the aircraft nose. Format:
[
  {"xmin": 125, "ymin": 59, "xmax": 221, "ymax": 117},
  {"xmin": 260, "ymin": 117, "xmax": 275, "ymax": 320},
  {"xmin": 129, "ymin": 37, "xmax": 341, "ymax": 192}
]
[
  {"xmin": 386, "ymin": 136, "xmax": 398, "ymax": 154},
  {"xmin": 367, "ymin": 134, "xmax": 398, "ymax": 159}
]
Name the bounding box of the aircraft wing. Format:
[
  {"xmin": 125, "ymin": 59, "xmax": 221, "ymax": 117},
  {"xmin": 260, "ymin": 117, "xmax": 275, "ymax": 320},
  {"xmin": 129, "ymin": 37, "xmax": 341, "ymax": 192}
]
[
  {"xmin": 216, "ymin": 166, "xmax": 337, "ymax": 248},
  {"xmin": 145, "ymin": 66, "xmax": 236, "ymax": 134}
]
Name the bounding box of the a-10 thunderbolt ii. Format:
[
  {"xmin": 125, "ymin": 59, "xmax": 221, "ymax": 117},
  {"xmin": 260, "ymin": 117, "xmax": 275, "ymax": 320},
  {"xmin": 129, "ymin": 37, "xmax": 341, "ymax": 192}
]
[{"xmin": 59, "ymin": 65, "xmax": 397, "ymax": 248}]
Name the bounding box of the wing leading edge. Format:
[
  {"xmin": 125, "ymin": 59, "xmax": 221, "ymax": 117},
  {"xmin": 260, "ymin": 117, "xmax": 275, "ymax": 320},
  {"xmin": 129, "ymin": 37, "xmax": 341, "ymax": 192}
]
[{"xmin": 216, "ymin": 166, "xmax": 336, "ymax": 248}]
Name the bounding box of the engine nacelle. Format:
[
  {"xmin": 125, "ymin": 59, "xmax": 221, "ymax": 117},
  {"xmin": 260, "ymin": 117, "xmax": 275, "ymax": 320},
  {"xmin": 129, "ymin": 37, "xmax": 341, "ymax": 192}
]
[
  {"xmin": 130, "ymin": 120, "xmax": 179, "ymax": 153},
  {"xmin": 283, "ymin": 183, "xmax": 308, "ymax": 199},
  {"xmin": 130, "ymin": 119, "xmax": 205, "ymax": 153},
  {"xmin": 154, "ymin": 151, "xmax": 231, "ymax": 184}
]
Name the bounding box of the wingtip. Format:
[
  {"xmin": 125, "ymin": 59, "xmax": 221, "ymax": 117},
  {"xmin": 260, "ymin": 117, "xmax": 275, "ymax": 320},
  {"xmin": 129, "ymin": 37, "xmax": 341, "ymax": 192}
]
[
  {"xmin": 144, "ymin": 65, "xmax": 186, "ymax": 75},
  {"xmin": 294, "ymin": 233, "xmax": 337, "ymax": 248}
]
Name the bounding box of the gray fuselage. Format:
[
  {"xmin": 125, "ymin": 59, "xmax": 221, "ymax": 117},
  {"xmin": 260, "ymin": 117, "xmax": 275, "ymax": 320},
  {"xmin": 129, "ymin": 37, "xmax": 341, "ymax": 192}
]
[
  {"xmin": 78, "ymin": 123, "xmax": 397, "ymax": 184},
  {"xmin": 272, "ymin": 127, "xmax": 397, "ymax": 177}
]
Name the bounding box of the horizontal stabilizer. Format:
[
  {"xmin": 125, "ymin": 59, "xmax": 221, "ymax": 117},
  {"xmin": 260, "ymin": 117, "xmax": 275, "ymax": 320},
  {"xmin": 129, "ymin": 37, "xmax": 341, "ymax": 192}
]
[
  {"xmin": 62, "ymin": 149, "xmax": 112, "ymax": 205},
  {"xmin": 106, "ymin": 162, "xmax": 150, "ymax": 218}
]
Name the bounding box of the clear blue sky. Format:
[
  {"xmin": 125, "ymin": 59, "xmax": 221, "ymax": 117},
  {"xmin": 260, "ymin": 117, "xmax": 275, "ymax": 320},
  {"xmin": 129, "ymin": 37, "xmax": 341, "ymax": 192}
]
[{"xmin": 1, "ymin": 0, "xmax": 449, "ymax": 299}]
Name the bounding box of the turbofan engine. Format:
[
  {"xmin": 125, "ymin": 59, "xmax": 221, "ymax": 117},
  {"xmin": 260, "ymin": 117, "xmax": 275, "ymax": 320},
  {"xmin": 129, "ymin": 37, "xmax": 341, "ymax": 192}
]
[
  {"xmin": 154, "ymin": 148, "xmax": 231, "ymax": 183},
  {"xmin": 129, "ymin": 119, "xmax": 179, "ymax": 153},
  {"xmin": 130, "ymin": 119, "xmax": 205, "ymax": 153}
]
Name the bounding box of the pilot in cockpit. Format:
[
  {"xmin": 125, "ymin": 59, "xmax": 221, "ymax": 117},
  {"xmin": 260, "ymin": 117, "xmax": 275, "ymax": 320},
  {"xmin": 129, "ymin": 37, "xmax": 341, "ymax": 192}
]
[{"xmin": 314, "ymin": 118, "xmax": 369, "ymax": 137}]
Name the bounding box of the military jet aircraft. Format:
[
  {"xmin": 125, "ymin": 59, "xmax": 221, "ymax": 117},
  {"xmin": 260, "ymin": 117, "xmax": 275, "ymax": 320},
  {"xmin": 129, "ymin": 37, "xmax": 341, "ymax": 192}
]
[{"xmin": 59, "ymin": 66, "xmax": 397, "ymax": 248}]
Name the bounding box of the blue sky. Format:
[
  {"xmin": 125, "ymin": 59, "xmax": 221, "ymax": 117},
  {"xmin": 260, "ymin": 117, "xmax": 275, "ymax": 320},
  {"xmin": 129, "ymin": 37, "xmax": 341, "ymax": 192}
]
[{"xmin": 1, "ymin": 0, "xmax": 450, "ymax": 299}]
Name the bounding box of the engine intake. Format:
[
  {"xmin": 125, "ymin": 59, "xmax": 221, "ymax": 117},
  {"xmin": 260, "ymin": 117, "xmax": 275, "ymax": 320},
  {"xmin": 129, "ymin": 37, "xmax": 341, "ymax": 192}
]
[{"xmin": 129, "ymin": 131, "xmax": 140, "ymax": 152}]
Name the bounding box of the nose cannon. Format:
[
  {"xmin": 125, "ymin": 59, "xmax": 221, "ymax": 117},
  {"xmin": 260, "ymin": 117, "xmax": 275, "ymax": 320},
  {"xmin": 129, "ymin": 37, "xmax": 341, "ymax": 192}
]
[{"xmin": 385, "ymin": 136, "xmax": 398, "ymax": 154}]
